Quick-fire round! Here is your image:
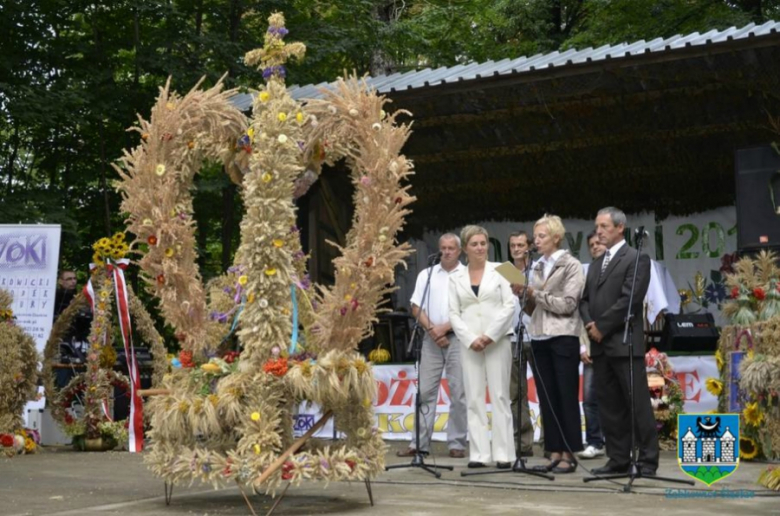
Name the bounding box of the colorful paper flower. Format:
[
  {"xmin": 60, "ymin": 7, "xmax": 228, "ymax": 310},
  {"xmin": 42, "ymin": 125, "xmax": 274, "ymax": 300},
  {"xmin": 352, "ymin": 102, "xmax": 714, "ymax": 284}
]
[
  {"xmin": 251, "ymin": 412, "xmax": 261, "ymax": 421},
  {"xmin": 262, "ymin": 172, "xmax": 273, "ymax": 183},
  {"xmin": 155, "ymin": 164, "xmax": 166, "ymax": 176},
  {"xmin": 264, "ymin": 268, "xmax": 277, "ymax": 276},
  {"xmin": 259, "ymin": 91, "xmax": 270, "ymax": 103},
  {"xmin": 238, "ymin": 275, "xmax": 248, "ymax": 286},
  {"xmin": 278, "ymin": 113, "xmax": 287, "ymax": 122}
]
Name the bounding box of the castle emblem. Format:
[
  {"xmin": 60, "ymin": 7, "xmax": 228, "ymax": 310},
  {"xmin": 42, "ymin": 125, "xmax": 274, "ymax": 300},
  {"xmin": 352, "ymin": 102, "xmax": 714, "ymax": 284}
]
[{"xmin": 677, "ymin": 413, "xmax": 740, "ymax": 486}]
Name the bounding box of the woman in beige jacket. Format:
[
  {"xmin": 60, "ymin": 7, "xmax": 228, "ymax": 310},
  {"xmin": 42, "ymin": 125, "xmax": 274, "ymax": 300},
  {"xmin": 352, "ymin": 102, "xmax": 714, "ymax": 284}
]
[
  {"xmin": 449, "ymin": 225, "xmax": 516, "ymax": 468},
  {"xmin": 517, "ymin": 214, "xmax": 585, "ymax": 474}
]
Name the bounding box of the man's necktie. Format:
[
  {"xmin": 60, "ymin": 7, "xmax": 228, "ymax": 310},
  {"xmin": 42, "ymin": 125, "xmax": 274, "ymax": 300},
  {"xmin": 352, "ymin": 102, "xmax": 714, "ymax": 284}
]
[{"xmin": 600, "ymin": 250, "xmax": 611, "ymax": 277}]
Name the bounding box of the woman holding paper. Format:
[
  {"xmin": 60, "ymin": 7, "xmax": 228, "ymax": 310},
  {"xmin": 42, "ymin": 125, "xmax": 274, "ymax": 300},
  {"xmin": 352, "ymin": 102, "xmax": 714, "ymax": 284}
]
[
  {"xmin": 449, "ymin": 225, "xmax": 516, "ymax": 468},
  {"xmin": 516, "ymin": 214, "xmax": 585, "ymax": 474}
]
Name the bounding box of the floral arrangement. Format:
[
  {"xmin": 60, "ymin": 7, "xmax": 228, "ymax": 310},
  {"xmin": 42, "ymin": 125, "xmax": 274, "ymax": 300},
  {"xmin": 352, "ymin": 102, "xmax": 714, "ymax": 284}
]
[
  {"xmin": 706, "ymin": 250, "xmax": 780, "ymax": 490},
  {"xmin": 117, "ymin": 12, "xmax": 414, "ymax": 498},
  {"xmin": 645, "ymin": 348, "xmax": 684, "ymax": 447},
  {"xmin": 40, "ymin": 238, "xmax": 167, "ymax": 448},
  {"xmin": 0, "ymin": 428, "xmax": 38, "ymax": 457},
  {"xmin": 0, "ymin": 289, "xmax": 40, "ymax": 456}
]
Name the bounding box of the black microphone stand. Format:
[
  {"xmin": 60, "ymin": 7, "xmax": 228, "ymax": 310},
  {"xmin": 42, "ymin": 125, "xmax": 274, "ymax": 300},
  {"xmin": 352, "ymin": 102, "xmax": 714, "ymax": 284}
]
[
  {"xmin": 583, "ymin": 230, "xmax": 693, "ymax": 491},
  {"xmin": 386, "ymin": 253, "xmax": 453, "ymax": 478},
  {"xmin": 461, "ymin": 252, "xmax": 553, "ymax": 480}
]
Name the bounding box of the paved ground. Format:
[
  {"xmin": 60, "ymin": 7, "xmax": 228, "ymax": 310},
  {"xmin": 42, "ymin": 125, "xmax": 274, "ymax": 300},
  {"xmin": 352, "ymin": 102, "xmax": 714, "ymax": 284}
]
[{"xmin": 1, "ymin": 441, "xmax": 779, "ymax": 515}]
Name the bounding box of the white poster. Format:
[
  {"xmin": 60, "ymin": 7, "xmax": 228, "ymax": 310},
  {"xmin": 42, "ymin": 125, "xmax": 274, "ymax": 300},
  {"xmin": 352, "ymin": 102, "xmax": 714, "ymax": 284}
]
[
  {"xmin": 0, "ymin": 224, "xmax": 61, "ymax": 352},
  {"xmin": 295, "ymin": 359, "xmax": 719, "ymax": 442},
  {"xmin": 0, "ymin": 225, "xmax": 62, "ymax": 423}
]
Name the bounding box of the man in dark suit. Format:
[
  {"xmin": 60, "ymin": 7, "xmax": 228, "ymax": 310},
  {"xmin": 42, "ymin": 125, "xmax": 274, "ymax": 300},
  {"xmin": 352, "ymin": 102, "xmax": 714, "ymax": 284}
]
[{"xmin": 579, "ymin": 207, "xmax": 659, "ymax": 477}]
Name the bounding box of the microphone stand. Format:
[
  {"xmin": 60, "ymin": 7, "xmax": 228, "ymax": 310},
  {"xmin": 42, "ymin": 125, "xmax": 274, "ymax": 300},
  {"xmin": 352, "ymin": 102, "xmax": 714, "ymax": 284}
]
[
  {"xmin": 583, "ymin": 230, "xmax": 693, "ymax": 491},
  {"xmin": 461, "ymin": 252, "xmax": 553, "ymax": 480},
  {"xmin": 386, "ymin": 254, "xmax": 453, "ymax": 478}
]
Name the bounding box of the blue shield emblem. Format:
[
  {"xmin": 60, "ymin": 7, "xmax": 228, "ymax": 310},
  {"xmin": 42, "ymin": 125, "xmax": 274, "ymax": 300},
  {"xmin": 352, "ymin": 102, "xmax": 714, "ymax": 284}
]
[{"xmin": 677, "ymin": 413, "xmax": 740, "ymax": 486}]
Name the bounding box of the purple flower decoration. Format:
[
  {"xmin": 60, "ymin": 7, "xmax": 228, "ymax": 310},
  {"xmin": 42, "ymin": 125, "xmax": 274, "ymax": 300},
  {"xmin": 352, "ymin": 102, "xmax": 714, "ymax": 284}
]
[
  {"xmin": 262, "ymin": 65, "xmax": 287, "ymax": 80},
  {"xmin": 267, "ymin": 26, "xmax": 289, "ymax": 38},
  {"xmin": 300, "ymin": 274, "xmax": 311, "ymax": 290}
]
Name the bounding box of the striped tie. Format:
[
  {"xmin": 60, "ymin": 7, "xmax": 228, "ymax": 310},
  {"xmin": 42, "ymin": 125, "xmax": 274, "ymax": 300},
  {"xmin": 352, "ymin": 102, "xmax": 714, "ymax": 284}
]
[{"xmin": 600, "ymin": 250, "xmax": 611, "ymax": 277}]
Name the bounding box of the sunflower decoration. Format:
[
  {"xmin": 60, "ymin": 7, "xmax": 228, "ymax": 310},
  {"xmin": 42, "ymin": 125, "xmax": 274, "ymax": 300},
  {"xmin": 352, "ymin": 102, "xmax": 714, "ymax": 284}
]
[
  {"xmin": 715, "ymin": 348, "xmax": 724, "ymax": 372},
  {"xmin": 744, "ymin": 401, "xmax": 765, "ymax": 427},
  {"xmin": 705, "ymin": 377, "xmax": 723, "ymax": 397},
  {"xmin": 740, "ymin": 436, "xmax": 759, "ymax": 460},
  {"xmin": 92, "ymin": 233, "xmax": 130, "ymax": 264}
]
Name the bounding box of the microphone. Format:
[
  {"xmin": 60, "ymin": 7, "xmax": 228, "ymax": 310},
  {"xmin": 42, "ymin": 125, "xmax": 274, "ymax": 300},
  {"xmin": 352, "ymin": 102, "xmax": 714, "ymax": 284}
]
[
  {"xmin": 428, "ymin": 251, "xmax": 442, "ymax": 264},
  {"xmin": 634, "ymin": 226, "xmax": 649, "ymax": 237},
  {"xmin": 526, "ymin": 244, "xmax": 538, "ymax": 254}
]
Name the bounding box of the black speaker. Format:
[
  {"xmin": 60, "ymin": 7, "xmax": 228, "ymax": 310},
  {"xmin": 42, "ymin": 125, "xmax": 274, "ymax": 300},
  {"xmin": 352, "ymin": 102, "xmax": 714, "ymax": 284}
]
[
  {"xmin": 735, "ymin": 145, "xmax": 780, "ymax": 251},
  {"xmin": 659, "ymin": 313, "xmax": 719, "ymax": 353}
]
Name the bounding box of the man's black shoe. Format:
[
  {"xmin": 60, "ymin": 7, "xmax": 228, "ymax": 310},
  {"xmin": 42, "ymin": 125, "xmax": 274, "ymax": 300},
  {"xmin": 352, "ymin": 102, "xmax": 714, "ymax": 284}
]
[
  {"xmin": 640, "ymin": 467, "xmax": 657, "ymax": 477},
  {"xmin": 496, "ymin": 461, "xmax": 512, "ymax": 469},
  {"xmin": 591, "ymin": 464, "xmax": 629, "ymax": 475},
  {"xmin": 467, "ymin": 461, "xmax": 486, "ymax": 468}
]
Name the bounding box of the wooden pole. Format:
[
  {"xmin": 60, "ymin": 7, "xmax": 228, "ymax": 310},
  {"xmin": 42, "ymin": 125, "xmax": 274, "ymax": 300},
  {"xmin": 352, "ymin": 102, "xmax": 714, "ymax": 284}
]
[
  {"xmin": 254, "ymin": 411, "xmax": 333, "ymax": 486},
  {"xmin": 138, "ymin": 388, "xmax": 171, "ymax": 396}
]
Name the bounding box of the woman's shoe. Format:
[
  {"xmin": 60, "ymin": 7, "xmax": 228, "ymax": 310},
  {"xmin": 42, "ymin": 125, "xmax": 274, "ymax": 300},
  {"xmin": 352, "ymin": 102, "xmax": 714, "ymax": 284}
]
[
  {"xmin": 551, "ymin": 459, "xmax": 578, "ymax": 474},
  {"xmin": 531, "ymin": 459, "xmax": 561, "ymax": 472}
]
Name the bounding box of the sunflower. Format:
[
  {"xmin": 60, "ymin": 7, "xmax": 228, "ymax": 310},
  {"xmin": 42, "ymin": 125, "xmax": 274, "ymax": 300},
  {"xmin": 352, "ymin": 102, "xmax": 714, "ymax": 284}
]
[
  {"xmin": 715, "ymin": 349, "xmax": 724, "ymax": 372},
  {"xmin": 740, "ymin": 436, "xmax": 759, "ymax": 460},
  {"xmin": 744, "ymin": 401, "xmax": 765, "ymax": 427},
  {"xmin": 705, "ymin": 377, "xmax": 723, "ymax": 397}
]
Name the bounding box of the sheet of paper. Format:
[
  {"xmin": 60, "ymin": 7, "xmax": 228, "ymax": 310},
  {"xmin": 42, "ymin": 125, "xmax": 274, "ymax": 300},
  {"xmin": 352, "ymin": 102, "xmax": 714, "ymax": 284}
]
[{"xmin": 495, "ymin": 261, "xmax": 526, "ymax": 285}]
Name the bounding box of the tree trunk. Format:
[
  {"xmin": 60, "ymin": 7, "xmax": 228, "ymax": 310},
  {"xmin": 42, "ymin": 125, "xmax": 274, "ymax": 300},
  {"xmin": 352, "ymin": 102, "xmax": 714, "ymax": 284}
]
[{"xmin": 220, "ymin": 179, "xmax": 236, "ymax": 271}]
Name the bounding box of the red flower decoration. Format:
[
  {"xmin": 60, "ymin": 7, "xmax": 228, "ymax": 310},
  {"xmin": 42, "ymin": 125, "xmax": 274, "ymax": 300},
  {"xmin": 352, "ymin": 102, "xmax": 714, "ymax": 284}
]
[
  {"xmin": 720, "ymin": 252, "xmax": 737, "ymax": 274},
  {"xmin": 281, "ymin": 461, "xmax": 294, "ymax": 480},
  {"xmin": 0, "ymin": 434, "xmax": 14, "ymax": 447},
  {"xmin": 147, "ymin": 235, "xmax": 158, "ymax": 246},
  {"xmin": 753, "ymin": 287, "xmax": 766, "ymax": 301},
  {"xmin": 156, "ymin": 274, "xmax": 165, "ymax": 285},
  {"xmin": 731, "ymin": 287, "xmax": 740, "ymax": 299},
  {"xmin": 263, "ymin": 358, "xmax": 289, "ymax": 376},
  {"xmin": 345, "ymin": 459, "xmax": 357, "ymax": 471},
  {"xmin": 179, "ymin": 350, "xmax": 195, "ymax": 368}
]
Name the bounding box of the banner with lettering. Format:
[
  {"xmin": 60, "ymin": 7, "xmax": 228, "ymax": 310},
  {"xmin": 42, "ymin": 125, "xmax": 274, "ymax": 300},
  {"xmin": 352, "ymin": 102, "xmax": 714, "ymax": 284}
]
[
  {"xmin": 0, "ymin": 224, "xmax": 61, "ymax": 352},
  {"xmin": 394, "ymin": 207, "xmax": 738, "ymax": 325},
  {"xmin": 294, "ymin": 358, "xmax": 718, "ymax": 441}
]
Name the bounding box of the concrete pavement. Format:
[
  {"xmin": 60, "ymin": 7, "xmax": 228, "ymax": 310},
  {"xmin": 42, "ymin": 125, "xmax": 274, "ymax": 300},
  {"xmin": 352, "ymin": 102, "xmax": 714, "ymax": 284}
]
[{"xmin": 1, "ymin": 441, "xmax": 778, "ymax": 515}]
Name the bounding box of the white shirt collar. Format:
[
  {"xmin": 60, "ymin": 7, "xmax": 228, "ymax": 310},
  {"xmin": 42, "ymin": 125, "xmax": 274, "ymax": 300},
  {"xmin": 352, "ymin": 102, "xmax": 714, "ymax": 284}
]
[
  {"xmin": 606, "ymin": 239, "xmax": 626, "ymax": 258},
  {"xmin": 541, "ymin": 249, "xmax": 566, "ymax": 265},
  {"xmin": 435, "ymin": 261, "xmax": 464, "ymax": 274}
]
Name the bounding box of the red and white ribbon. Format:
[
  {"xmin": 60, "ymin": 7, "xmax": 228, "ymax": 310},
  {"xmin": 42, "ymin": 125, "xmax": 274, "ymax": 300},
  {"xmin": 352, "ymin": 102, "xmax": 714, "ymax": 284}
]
[{"xmin": 110, "ymin": 258, "xmax": 144, "ymax": 452}]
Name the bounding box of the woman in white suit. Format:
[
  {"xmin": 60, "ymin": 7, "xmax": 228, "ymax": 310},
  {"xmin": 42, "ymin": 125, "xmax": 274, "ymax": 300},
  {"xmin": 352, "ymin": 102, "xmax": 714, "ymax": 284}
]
[{"xmin": 449, "ymin": 225, "xmax": 516, "ymax": 468}]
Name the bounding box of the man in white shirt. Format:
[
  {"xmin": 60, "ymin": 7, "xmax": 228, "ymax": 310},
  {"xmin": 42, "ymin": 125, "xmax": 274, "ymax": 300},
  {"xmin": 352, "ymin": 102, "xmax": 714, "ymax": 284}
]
[
  {"xmin": 508, "ymin": 230, "xmax": 535, "ymax": 458},
  {"xmin": 397, "ymin": 233, "xmax": 468, "ymax": 458}
]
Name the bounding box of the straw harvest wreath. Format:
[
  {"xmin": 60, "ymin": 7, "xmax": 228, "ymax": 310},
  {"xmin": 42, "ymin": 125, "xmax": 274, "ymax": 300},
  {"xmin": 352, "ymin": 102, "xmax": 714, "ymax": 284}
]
[
  {"xmin": 114, "ymin": 12, "xmax": 414, "ymax": 496},
  {"xmin": 41, "ymin": 235, "xmax": 167, "ymax": 447},
  {"xmin": 0, "ymin": 289, "xmax": 39, "ymax": 456}
]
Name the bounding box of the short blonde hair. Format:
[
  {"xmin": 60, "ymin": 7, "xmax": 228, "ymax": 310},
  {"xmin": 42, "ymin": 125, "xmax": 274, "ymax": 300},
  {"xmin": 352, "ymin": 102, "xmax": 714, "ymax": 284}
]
[
  {"xmin": 460, "ymin": 225, "xmax": 489, "ymax": 247},
  {"xmin": 534, "ymin": 214, "xmax": 565, "ymax": 246}
]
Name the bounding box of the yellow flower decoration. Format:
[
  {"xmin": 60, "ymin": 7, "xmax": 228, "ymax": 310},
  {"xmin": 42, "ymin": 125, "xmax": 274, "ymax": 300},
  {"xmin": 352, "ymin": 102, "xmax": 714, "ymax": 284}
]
[
  {"xmin": 251, "ymin": 412, "xmax": 261, "ymax": 421},
  {"xmin": 112, "ymin": 232, "xmax": 125, "ymax": 242},
  {"xmin": 238, "ymin": 275, "xmax": 248, "ymax": 286},
  {"xmin": 740, "ymin": 436, "xmax": 759, "ymax": 460},
  {"xmin": 295, "ymin": 112, "xmax": 304, "ymax": 123},
  {"xmin": 142, "ymin": 218, "xmax": 153, "ymax": 226},
  {"xmin": 744, "ymin": 401, "xmax": 764, "ymax": 426},
  {"xmin": 715, "ymin": 349, "xmax": 724, "ymax": 372},
  {"xmin": 155, "ymin": 164, "xmax": 166, "ymax": 176},
  {"xmin": 705, "ymin": 377, "xmax": 723, "ymax": 396},
  {"xmin": 164, "ymin": 248, "xmax": 175, "ymax": 258},
  {"xmin": 254, "ymin": 444, "xmax": 262, "ymax": 455},
  {"xmin": 247, "ymin": 292, "xmax": 255, "ymax": 303},
  {"xmin": 259, "ymin": 91, "xmax": 270, "ymax": 102},
  {"xmin": 357, "ymin": 428, "xmax": 367, "ymax": 438},
  {"xmin": 99, "ymin": 290, "xmax": 109, "ymax": 300},
  {"xmin": 278, "ymin": 112, "xmax": 287, "ymax": 122},
  {"xmin": 264, "ymin": 268, "xmax": 277, "ymax": 276},
  {"xmin": 247, "ymin": 126, "xmax": 255, "ymax": 139},
  {"xmin": 262, "ymin": 172, "xmax": 273, "ymax": 183},
  {"xmin": 272, "ymin": 239, "xmax": 284, "ymax": 248},
  {"xmin": 344, "ymin": 294, "xmax": 353, "ymax": 302},
  {"xmin": 362, "ymin": 398, "xmax": 371, "ymax": 408}
]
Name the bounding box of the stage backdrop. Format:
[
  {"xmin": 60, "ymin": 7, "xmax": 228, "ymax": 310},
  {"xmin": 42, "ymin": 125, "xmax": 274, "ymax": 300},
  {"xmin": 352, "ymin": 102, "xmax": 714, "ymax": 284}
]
[
  {"xmin": 295, "ymin": 357, "xmax": 718, "ymax": 441},
  {"xmin": 0, "ymin": 224, "xmax": 62, "ymax": 422},
  {"xmin": 394, "ymin": 207, "xmax": 737, "ymax": 325}
]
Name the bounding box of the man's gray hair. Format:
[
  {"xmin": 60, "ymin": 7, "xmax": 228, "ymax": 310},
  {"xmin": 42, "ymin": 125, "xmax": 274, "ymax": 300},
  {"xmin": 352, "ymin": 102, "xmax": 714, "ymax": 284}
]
[
  {"xmin": 597, "ymin": 207, "xmax": 627, "ymax": 227},
  {"xmin": 440, "ymin": 232, "xmax": 461, "ymax": 248}
]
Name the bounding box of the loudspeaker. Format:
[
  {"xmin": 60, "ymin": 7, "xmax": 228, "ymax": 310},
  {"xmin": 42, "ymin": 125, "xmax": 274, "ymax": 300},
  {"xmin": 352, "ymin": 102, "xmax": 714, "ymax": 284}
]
[
  {"xmin": 735, "ymin": 145, "xmax": 780, "ymax": 251},
  {"xmin": 659, "ymin": 313, "xmax": 719, "ymax": 353}
]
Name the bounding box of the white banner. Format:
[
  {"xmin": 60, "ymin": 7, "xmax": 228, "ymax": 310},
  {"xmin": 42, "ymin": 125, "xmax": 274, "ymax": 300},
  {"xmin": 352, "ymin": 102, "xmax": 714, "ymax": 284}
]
[
  {"xmin": 0, "ymin": 224, "xmax": 62, "ymax": 423},
  {"xmin": 393, "ymin": 207, "xmax": 738, "ymax": 324},
  {"xmin": 295, "ymin": 358, "xmax": 719, "ymax": 442},
  {"xmin": 0, "ymin": 224, "xmax": 61, "ymax": 352}
]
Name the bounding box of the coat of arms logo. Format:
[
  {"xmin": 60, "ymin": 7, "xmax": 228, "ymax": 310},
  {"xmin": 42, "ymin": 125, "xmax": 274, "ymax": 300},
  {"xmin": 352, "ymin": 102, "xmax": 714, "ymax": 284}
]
[{"xmin": 677, "ymin": 413, "xmax": 740, "ymax": 486}]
